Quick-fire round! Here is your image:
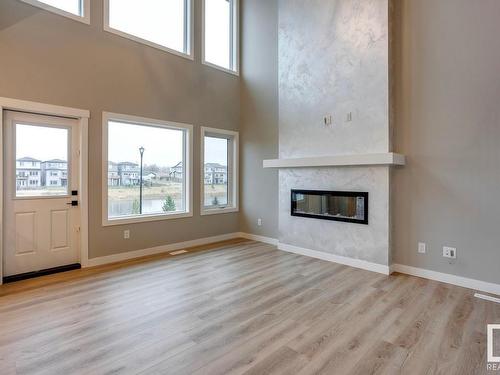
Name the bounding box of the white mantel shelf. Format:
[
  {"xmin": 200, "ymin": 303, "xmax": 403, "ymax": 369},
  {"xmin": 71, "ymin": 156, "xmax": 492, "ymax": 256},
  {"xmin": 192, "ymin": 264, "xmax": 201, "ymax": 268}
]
[{"xmin": 263, "ymin": 153, "xmax": 406, "ymax": 169}]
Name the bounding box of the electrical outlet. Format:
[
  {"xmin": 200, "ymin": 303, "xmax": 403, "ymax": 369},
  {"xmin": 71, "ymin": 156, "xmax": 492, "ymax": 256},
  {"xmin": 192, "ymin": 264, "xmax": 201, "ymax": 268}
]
[
  {"xmin": 418, "ymin": 242, "xmax": 426, "ymax": 254},
  {"xmin": 443, "ymin": 246, "xmax": 457, "ymax": 259},
  {"xmin": 323, "ymin": 115, "xmax": 333, "ymax": 126},
  {"xmin": 124, "ymin": 230, "xmax": 130, "ymax": 239},
  {"xmin": 257, "ymin": 218, "xmax": 262, "ymax": 226}
]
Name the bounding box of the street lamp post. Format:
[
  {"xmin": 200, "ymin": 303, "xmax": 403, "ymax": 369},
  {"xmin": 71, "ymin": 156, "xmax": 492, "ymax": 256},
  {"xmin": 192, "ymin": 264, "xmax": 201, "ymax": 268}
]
[{"xmin": 139, "ymin": 146, "xmax": 145, "ymax": 214}]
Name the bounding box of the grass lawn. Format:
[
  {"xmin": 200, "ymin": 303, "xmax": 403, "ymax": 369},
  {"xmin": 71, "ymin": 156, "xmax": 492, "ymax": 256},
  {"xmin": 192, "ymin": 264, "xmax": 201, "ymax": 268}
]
[{"xmin": 108, "ymin": 183, "xmax": 227, "ymax": 200}]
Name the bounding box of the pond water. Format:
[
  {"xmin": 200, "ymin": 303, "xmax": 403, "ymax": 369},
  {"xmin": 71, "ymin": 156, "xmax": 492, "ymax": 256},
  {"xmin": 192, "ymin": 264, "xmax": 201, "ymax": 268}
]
[
  {"xmin": 109, "ymin": 194, "xmax": 229, "ymax": 218},
  {"xmin": 109, "ymin": 197, "xmax": 184, "ymax": 217}
]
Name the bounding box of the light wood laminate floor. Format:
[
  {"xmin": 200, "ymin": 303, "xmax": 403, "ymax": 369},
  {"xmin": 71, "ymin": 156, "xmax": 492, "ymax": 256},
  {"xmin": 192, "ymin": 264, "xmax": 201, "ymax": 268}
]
[{"xmin": 0, "ymin": 239, "xmax": 499, "ymax": 375}]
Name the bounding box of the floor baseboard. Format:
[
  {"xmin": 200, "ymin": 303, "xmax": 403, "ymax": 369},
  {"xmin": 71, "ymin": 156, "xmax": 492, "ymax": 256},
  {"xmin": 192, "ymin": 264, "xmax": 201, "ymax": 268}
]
[
  {"xmin": 85, "ymin": 230, "xmax": 500, "ymax": 297},
  {"xmin": 474, "ymin": 293, "xmax": 500, "ymax": 304},
  {"xmin": 237, "ymin": 232, "xmax": 279, "ymax": 246},
  {"xmin": 391, "ymin": 263, "xmax": 500, "ymax": 296},
  {"xmin": 277, "ymin": 241, "xmax": 391, "ymax": 275},
  {"xmin": 242, "ymin": 233, "xmax": 500, "ymax": 296},
  {"xmin": 86, "ymin": 233, "xmax": 242, "ymax": 267}
]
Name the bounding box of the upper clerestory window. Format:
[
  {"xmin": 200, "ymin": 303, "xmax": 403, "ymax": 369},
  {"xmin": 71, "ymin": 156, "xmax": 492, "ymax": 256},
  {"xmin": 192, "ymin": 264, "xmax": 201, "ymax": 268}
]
[
  {"xmin": 104, "ymin": 0, "xmax": 193, "ymax": 60},
  {"xmin": 202, "ymin": 0, "xmax": 239, "ymax": 75},
  {"xmin": 20, "ymin": 0, "xmax": 90, "ymax": 24}
]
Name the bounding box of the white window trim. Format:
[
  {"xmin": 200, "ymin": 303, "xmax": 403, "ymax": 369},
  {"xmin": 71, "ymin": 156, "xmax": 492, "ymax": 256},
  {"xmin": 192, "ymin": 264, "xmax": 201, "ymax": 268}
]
[
  {"xmin": 200, "ymin": 126, "xmax": 239, "ymax": 216},
  {"xmin": 201, "ymin": 0, "xmax": 240, "ymax": 76},
  {"xmin": 102, "ymin": 112, "xmax": 193, "ymax": 227},
  {"xmin": 103, "ymin": 0, "xmax": 194, "ymax": 61},
  {"xmin": 20, "ymin": 0, "xmax": 90, "ymax": 25}
]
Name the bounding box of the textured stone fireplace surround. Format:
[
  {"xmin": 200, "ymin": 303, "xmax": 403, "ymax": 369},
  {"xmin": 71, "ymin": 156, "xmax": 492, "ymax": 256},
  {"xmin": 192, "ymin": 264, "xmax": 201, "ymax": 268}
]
[{"xmin": 275, "ymin": 0, "xmax": 394, "ymax": 273}]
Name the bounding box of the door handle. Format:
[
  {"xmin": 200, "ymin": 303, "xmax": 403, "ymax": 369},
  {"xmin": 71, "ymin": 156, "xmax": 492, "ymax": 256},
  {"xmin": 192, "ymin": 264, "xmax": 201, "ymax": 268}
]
[{"xmin": 66, "ymin": 201, "xmax": 79, "ymax": 207}]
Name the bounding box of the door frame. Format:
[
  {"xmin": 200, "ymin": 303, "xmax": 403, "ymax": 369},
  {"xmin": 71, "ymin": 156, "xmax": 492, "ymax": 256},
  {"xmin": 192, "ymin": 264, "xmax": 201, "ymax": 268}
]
[{"xmin": 0, "ymin": 97, "xmax": 90, "ymax": 285}]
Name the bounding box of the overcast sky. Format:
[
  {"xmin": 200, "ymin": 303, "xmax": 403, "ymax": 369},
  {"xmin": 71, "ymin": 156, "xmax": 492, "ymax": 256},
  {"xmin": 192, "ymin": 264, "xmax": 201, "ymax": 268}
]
[
  {"xmin": 38, "ymin": 0, "xmax": 80, "ymax": 15},
  {"xmin": 16, "ymin": 124, "xmax": 68, "ymax": 161}
]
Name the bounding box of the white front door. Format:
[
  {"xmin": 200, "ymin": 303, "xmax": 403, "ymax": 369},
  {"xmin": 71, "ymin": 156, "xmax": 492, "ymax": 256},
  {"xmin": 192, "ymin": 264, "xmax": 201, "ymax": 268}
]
[{"xmin": 3, "ymin": 111, "xmax": 80, "ymax": 277}]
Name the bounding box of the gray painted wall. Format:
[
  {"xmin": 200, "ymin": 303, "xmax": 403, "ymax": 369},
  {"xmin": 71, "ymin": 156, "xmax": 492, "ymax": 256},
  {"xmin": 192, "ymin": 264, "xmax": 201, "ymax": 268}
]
[
  {"xmin": 239, "ymin": 0, "xmax": 279, "ymax": 238},
  {"xmin": 0, "ymin": 0, "xmax": 240, "ymax": 259},
  {"xmin": 392, "ymin": 0, "xmax": 500, "ymax": 284}
]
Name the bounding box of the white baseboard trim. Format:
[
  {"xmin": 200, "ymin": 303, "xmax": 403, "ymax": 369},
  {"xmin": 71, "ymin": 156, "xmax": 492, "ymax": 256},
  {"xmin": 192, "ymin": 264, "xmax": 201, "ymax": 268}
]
[
  {"xmin": 392, "ymin": 264, "xmax": 500, "ymax": 296},
  {"xmin": 84, "ymin": 231, "xmax": 500, "ymax": 297},
  {"xmin": 277, "ymin": 242, "xmax": 391, "ymax": 275},
  {"xmin": 237, "ymin": 232, "xmax": 279, "ymax": 246},
  {"xmin": 86, "ymin": 233, "xmax": 241, "ymax": 267},
  {"xmin": 474, "ymin": 293, "xmax": 500, "ymax": 304}
]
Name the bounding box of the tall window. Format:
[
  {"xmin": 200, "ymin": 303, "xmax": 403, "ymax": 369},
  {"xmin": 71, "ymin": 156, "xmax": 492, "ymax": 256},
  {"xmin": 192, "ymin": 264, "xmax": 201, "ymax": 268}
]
[
  {"xmin": 104, "ymin": 0, "xmax": 192, "ymax": 58},
  {"xmin": 203, "ymin": 0, "xmax": 239, "ymax": 73},
  {"xmin": 103, "ymin": 113, "xmax": 192, "ymax": 225},
  {"xmin": 20, "ymin": 0, "xmax": 89, "ymax": 23},
  {"xmin": 201, "ymin": 127, "xmax": 239, "ymax": 215}
]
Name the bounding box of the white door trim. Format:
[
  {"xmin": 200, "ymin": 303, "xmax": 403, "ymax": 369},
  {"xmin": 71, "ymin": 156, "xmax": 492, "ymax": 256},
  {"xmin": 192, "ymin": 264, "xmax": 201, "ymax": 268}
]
[{"xmin": 0, "ymin": 97, "xmax": 90, "ymax": 284}]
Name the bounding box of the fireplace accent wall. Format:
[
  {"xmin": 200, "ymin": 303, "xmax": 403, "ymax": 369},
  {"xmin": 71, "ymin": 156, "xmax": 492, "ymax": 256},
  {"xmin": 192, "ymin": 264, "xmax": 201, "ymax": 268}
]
[{"xmin": 291, "ymin": 190, "xmax": 368, "ymax": 225}]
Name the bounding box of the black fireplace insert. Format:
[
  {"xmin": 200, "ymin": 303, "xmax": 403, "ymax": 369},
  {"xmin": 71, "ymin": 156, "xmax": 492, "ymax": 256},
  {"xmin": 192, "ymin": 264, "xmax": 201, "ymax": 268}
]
[{"xmin": 291, "ymin": 190, "xmax": 368, "ymax": 225}]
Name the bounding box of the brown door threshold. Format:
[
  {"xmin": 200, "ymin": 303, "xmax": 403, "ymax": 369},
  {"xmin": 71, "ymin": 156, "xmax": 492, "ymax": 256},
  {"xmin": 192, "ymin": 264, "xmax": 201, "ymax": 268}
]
[{"xmin": 3, "ymin": 263, "xmax": 81, "ymax": 284}]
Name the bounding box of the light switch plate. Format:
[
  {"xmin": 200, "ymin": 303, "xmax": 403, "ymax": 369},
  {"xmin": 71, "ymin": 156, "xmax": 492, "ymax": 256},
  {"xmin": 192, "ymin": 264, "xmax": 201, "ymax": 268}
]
[
  {"xmin": 443, "ymin": 246, "xmax": 457, "ymax": 259},
  {"xmin": 418, "ymin": 242, "xmax": 426, "ymax": 254}
]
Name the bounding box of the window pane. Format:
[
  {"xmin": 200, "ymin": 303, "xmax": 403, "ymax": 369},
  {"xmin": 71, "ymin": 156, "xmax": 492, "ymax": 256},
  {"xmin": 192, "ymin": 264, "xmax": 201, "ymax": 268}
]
[
  {"xmin": 109, "ymin": 0, "xmax": 186, "ymax": 53},
  {"xmin": 16, "ymin": 124, "xmax": 69, "ymax": 197},
  {"xmin": 204, "ymin": 136, "xmax": 228, "ymax": 207},
  {"xmin": 108, "ymin": 121, "xmax": 185, "ymax": 219},
  {"xmin": 38, "ymin": 0, "xmax": 82, "ymax": 15},
  {"xmin": 205, "ymin": 0, "xmax": 231, "ymax": 69}
]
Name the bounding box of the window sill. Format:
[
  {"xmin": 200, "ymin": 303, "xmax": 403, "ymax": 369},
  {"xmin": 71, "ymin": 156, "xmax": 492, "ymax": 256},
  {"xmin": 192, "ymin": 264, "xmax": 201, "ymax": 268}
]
[
  {"xmin": 200, "ymin": 207, "xmax": 239, "ymax": 216},
  {"xmin": 103, "ymin": 211, "xmax": 193, "ymax": 227},
  {"xmin": 202, "ymin": 61, "xmax": 239, "ymax": 77},
  {"xmin": 104, "ymin": 26, "xmax": 194, "ymax": 61}
]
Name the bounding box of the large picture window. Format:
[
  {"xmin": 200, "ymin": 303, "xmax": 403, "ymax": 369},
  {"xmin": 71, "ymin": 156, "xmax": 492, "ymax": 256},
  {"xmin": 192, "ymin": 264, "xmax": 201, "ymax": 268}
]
[
  {"xmin": 104, "ymin": 0, "xmax": 192, "ymax": 58},
  {"xmin": 20, "ymin": 0, "xmax": 89, "ymax": 23},
  {"xmin": 201, "ymin": 127, "xmax": 239, "ymax": 215},
  {"xmin": 103, "ymin": 113, "xmax": 192, "ymax": 226},
  {"xmin": 202, "ymin": 0, "xmax": 239, "ymax": 74}
]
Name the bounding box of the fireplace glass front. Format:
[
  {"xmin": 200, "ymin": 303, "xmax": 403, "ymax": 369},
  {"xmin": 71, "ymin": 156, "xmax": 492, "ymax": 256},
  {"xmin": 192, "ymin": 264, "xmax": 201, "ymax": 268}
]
[{"xmin": 291, "ymin": 190, "xmax": 368, "ymax": 224}]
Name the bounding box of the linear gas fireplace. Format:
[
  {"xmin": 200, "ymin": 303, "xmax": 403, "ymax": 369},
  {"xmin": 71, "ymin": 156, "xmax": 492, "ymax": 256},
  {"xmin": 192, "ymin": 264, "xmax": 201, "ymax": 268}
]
[{"xmin": 291, "ymin": 190, "xmax": 368, "ymax": 225}]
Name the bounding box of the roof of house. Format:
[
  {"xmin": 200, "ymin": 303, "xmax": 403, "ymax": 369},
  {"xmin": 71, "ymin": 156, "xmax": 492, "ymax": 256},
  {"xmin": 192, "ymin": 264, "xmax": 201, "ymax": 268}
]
[
  {"xmin": 205, "ymin": 163, "xmax": 227, "ymax": 169},
  {"xmin": 117, "ymin": 162, "xmax": 139, "ymax": 167},
  {"xmin": 17, "ymin": 157, "xmax": 41, "ymax": 162},
  {"xmin": 43, "ymin": 159, "xmax": 67, "ymax": 163}
]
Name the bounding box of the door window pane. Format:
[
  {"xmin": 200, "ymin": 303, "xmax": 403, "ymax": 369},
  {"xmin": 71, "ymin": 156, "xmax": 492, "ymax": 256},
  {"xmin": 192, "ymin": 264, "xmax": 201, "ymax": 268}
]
[
  {"xmin": 108, "ymin": 0, "xmax": 187, "ymax": 54},
  {"xmin": 204, "ymin": 0, "xmax": 231, "ymax": 69},
  {"xmin": 204, "ymin": 136, "xmax": 228, "ymax": 207},
  {"xmin": 15, "ymin": 124, "xmax": 69, "ymax": 197},
  {"xmin": 107, "ymin": 121, "xmax": 186, "ymax": 219},
  {"xmin": 37, "ymin": 0, "xmax": 82, "ymax": 16}
]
